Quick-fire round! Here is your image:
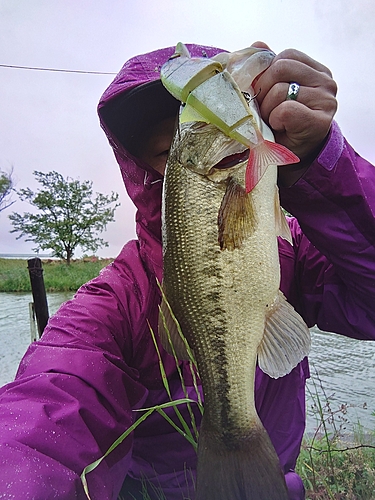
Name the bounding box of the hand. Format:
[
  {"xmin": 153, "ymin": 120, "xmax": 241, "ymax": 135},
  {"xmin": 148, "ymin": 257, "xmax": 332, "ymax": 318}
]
[{"xmin": 251, "ymin": 42, "xmax": 338, "ymax": 185}]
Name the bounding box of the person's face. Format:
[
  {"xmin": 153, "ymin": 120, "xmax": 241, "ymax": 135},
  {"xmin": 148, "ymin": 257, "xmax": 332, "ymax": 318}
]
[{"xmin": 138, "ymin": 116, "xmax": 177, "ymax": 175}]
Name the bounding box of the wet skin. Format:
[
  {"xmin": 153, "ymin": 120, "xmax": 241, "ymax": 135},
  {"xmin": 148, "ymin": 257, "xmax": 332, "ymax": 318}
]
[{"xmin": 138, "ymin": 117, "xmax": 176, "ymax": 175}]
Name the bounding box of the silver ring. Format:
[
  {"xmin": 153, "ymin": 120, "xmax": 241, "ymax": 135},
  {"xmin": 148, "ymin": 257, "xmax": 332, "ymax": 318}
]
[{"xmin": 286, "ymin": 82, "xmax": 300, "ymax": 101}]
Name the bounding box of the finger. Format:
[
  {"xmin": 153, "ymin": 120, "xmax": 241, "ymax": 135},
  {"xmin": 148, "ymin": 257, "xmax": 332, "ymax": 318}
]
[
  {"xmin": 259, "ymin": 81, "xmax": 337, "ymax": 123},
  {"xmin": 250, "ymin": 41, "xmax": 272, "ymax": 51},
  {"xmin": 273, "ymin": 48, "xmax": 332, "ymax": 76},
  {"xmin": 269, "ymin": 100, "xmax": 336, "ymax": 136},
  {"xmin": 268, "ymin": 102, "xmax": 337, "ymax": 160},
  {"xmin": 254, "ymin": 60, "xmax": 337, "ymax": 107}
]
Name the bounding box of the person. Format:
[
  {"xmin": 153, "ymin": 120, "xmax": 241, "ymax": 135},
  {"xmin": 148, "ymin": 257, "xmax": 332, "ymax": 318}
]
[{"xmin": 0, "ymin": 42, "xmax": 374, "ymax": 500}]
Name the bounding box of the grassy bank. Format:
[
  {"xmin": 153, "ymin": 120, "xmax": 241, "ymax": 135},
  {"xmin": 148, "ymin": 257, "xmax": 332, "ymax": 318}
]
[
  {"xmin": 3, "ymin": 259, "xmax": 374, "ymax": 498},
  {"xmin": 297, "ymin": 430, "xmax": 375, "ymax": 499},
  {"xmin": 0, "ymin": 257, "xmax": 113, "ymax": 292},
  {"xmin": 296, "ymin": 377, "xmax": 375, "ymax": 499},
  {"xmin": 82, "ymin": 318, "xmax": 375, "ymax": 500}
]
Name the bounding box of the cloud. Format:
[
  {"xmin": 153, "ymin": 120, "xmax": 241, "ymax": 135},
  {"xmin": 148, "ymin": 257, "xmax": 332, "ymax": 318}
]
[
  {"xmin": 1, "ymin": 0, "xmax": 374, "ymax": 257},
  {"xmin": 313, "ymin": 0, "xmax": 375, "ymax": 45}
]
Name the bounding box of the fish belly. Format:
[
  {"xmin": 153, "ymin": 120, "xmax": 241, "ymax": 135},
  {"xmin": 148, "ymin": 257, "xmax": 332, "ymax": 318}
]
[{"xmin": 162, "ymin": 160, "xmax": 289, "ymax": 499}]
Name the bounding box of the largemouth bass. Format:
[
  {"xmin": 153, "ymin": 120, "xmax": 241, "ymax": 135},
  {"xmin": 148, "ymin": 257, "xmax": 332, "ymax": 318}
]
[{"xmin": 159, "ymin": 45, "xmax": 311, "ymax": 500}]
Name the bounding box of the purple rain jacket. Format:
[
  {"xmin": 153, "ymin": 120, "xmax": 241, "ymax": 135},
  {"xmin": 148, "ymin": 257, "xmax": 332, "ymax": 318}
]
[{"xmin": 1, "ymin": 44, "xmax": 375, "ymax": 500}]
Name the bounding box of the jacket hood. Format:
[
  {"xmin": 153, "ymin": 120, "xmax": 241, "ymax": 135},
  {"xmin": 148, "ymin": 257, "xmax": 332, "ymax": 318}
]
[{"xmin": 98, "ymin": 44, "xmax": 225, "ymax": 278}]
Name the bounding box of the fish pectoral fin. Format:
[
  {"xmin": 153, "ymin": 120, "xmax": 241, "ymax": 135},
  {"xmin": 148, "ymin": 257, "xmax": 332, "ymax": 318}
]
[
  {"xmin": 158, "ymin": 297, "xmax": 192, "ymax": 361},
  {"xmin": 257, "ymin": 291, "xmax": 311, "ymax": 378},
  {"xmin": 245, "ymin": 140, "xmax": 300, "ymax": 193},
  {"xmin": 274, "ymin": 186, "xmax": 293, "ymax": 245},
  {"xmin": 218, "ymin": 177, "xmax": 257, "ymax": 251}
]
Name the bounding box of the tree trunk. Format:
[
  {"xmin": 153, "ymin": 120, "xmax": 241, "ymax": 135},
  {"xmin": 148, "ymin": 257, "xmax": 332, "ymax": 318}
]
[{"xmin": 66, "ymin": 250, "xmax": 73, "ymax": 266}]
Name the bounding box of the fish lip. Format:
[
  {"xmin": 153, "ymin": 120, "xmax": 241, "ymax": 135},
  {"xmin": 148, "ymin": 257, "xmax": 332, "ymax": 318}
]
[{"xmin": 212, "ymin": 149, "xmax": 249, "ymax": 170}]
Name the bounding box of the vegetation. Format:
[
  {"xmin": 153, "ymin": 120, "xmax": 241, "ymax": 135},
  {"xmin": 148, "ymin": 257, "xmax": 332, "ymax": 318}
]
[
  {"xmin": 9, "ymin": 170, "xmax": 119, "ymax": 264},
  {"xmin": 81, "ymin": 309, "xmax": 201, "ymax": 499},
  {"xmin": 82, "ymin": 297, "xmax": 375, "ymax": 500},
  {"xmin": 85, "ymin": 356, "xmax": 375, "ymax": 499},
  {"xmin": 0, "ymin": 167, "xmax": 15, "ymax": 212},
  {"xmin": 296, "ymin": 375, "xmax": 375, "ymax": 499},
  {"xmin": 297, "ymin": 430, "xmax": 375, "ymax": 499},
  {"xmin": 4, "ymin": 260, "xmax": 373, "ymax": 498},
  {"xmin": 0, "ymin": 257, "xmax": 113, "ymax": 292}
]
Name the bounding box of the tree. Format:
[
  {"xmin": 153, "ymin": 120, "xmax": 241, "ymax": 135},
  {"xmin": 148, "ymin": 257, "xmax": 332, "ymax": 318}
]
[
  {"xmin": 0, "ymin": 168, "xmax": 15, "ymax": 212},
  {"xmin": 9, "ymin": 170, "xmax": 120, "ymax": 264}
]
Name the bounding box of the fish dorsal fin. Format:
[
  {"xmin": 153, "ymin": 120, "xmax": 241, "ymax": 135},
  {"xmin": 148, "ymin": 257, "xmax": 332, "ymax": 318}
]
[
  {"xmin": 257, "ymin": 291, "xmax": 311, "ymax": 378},
  {"xmin": 245, "ymin": 140, "xmax": 299, "ymax": 193},
  {"xmin": 158, "ymin": 295, "xmax": 192, "ymax": 360},
  {"xmin": 274, "ymin": 186, "xmax": 293, "ymax": 245},
  {"xmin": 218, "ymin": 177, "xmax": 257, "ymax": 251}
]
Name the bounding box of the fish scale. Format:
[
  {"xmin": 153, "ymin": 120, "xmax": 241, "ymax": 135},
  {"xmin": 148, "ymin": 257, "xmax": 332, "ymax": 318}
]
[
  {"xmin": 159, "ymin": 44, "xmax": 310, "ymax": 499},
  {"xmin": 159, "ymin": 122, "xmax": 310, "ymax": 500}
]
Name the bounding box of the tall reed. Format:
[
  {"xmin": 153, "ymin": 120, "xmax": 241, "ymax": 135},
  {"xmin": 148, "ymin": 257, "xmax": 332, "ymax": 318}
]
[
  {"xmin": 296, "ymin": 369, "xmax": 375, "ymax": 499},
  {"xmin": 81, "ymin": 292, "xmax": 201, "ymax": 500},
  {"xmin": 81, "ymin": 315, "xmax": 375, "ymax": 499}
]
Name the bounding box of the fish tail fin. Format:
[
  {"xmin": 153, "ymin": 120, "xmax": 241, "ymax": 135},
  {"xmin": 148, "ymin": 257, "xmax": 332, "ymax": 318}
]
[
  {"xmin": 196, "ymin": 420, "xmax": 289, "ymax": 500},
  {"xmin": 245, "ymin": 140, "xmax": 299, "ymax": 193}
]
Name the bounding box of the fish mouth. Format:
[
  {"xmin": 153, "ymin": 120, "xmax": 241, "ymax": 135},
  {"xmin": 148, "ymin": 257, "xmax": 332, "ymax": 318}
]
[{"xmin": 213, "ymin": 149, "xmax": 249, "ymax": 170}]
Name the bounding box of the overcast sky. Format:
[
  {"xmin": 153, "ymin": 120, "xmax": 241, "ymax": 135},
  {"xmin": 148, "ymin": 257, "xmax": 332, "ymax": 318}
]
[{"xmin": 1, "ymin": 0, "xmax": 374, "ymax": 258}]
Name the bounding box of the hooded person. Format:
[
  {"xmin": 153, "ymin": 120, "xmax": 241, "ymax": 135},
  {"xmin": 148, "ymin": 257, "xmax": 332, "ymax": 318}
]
[{"xmin": 0, "ymin": 43, "xmax": 374, "ymax": 500}]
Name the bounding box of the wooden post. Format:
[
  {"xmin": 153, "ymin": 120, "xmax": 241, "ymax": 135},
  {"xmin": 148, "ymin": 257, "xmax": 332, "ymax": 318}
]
[
  {"xmin": 29, "ymin": 302, "xmax": 38, "ymax": 343},
  {"xmin": 27, "ymin": 258, "xmax": 49, "ymax": 338}
]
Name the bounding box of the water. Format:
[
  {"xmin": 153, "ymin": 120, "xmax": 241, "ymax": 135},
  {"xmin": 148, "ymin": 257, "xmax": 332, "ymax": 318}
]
[
  {"xmin": 0, "ymin": 291, "xmax": 73, "ymax": 384},
  {"xmin": 0, "ymin": 292, "xmax": 374, "ymax": 435},
  {"xmin": 306, "ymin": 326, "xmax": 375, "ymax": 435}
]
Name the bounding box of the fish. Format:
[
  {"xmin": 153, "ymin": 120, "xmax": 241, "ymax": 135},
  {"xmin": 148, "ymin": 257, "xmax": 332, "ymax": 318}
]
[
  {"xmin": 158, "ymin": 45, "xmax": 311, "ymax": 500},
  {"xmin": 161, "ymin": 43, "xmax": 300, "ymax": 193}
]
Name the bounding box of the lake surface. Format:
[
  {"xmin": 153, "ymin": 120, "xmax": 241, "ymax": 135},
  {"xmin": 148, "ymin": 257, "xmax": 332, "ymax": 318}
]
[
  {"xmin": 306, "ymin": 327, "xmax": 375, "ymax": 436},
  {"xmin": 0, "ymin": 291, "xmax": 73, "ymax": 384},
  {"xmin": 0, "ymin": 292, "xmax": 374, "ymax": 436}
]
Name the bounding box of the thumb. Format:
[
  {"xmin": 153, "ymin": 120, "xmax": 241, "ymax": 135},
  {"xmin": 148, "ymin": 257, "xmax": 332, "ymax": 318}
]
[{"xmin": 251, "ymin": 41, "xmax": 272, "ymax": 51}]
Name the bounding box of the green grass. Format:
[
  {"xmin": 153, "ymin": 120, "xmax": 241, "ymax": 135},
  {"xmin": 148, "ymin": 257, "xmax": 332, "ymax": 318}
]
[
  {"xmin": 5, "ymin": 261, "xmax": 371, "ymax": 499},
  {"xmin": 80, "ymin": 303, "xmax": 375, "ymax": 500},
  {"xmin": 81, "ymin": 305, "xmax": 201, "ymax": 500},
  {"xmin": 85, "ymin": 361, "xmax": 375, "ymax": 499},
  {"xmin": 297, "ymin": 431, "xmax": 375, "ymax": 499},
  {"xmin": 0, "ymin": 257, "xmax": 113, "ymax": 292},
  {"xmin": 296, "ymin": 375, "xmax": 375, "ymax": 499}
]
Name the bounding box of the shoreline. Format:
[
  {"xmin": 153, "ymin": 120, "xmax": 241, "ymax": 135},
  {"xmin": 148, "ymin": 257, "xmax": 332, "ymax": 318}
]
[{"xmin": 0, "ymin": 257, "xmax": 114, "ymax": 293}]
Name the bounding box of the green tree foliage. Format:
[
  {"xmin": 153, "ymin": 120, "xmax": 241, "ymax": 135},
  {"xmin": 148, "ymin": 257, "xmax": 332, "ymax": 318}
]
[
  {"xmin": 0, "ymin": 168, "xmax": 15, "ymax": 212},
  {"xmin": 9, "ymin": 170, "xmax": 120, "ymax": 264}
]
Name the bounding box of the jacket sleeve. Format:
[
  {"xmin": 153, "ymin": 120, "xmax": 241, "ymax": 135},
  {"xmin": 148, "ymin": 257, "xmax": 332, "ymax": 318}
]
[
  {"xmin": 0, "ymin": 246, "xmax": 149, "ymax": 499},
  {"xmin": 279, "ymin": 121, "xmax": 375, "ymax": 340}
]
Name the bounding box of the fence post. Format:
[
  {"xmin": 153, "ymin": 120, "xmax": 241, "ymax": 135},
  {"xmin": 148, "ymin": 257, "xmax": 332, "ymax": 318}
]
[
  {"xmin": 29, "ymin": 302, "xmax": 38, "ymax": 343},
  {"xmin": 27, "ymin": 258, "xmax": 49, "ymax": 338}
]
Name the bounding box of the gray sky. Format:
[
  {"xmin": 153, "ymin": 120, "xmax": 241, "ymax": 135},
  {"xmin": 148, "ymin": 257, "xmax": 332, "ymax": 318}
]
[{"xmin": 1, "ymin": 0, "xmax": 374, "ymax": 257}]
